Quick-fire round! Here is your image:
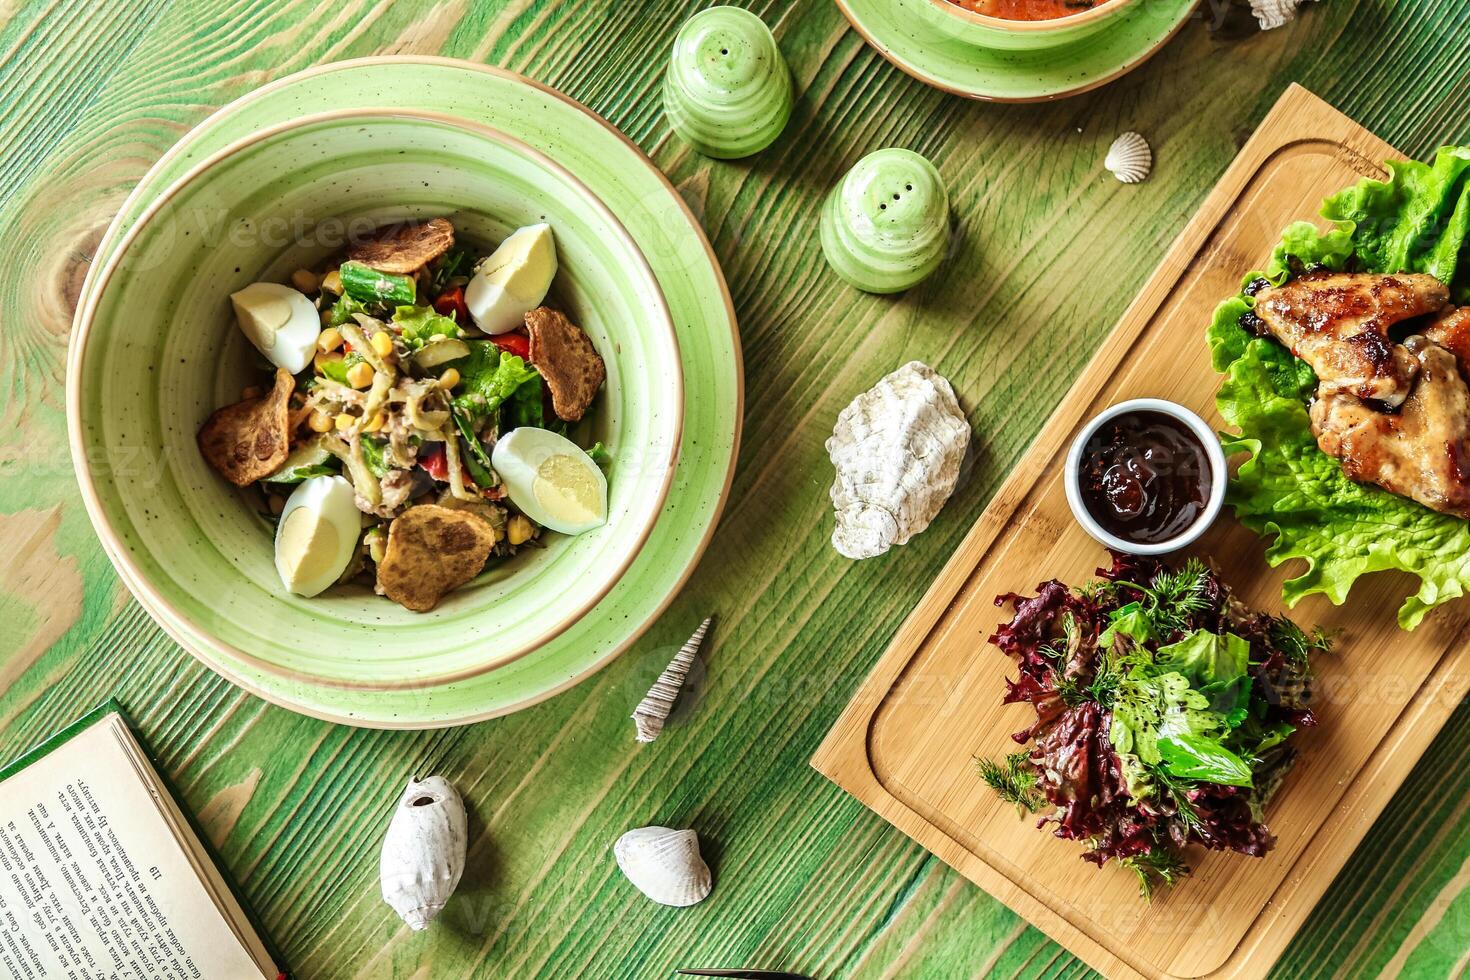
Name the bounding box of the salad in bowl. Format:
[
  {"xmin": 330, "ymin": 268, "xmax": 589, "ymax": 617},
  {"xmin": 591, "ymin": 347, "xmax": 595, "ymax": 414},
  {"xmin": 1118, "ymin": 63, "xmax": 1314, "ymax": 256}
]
[
  {"xmin": 198, "ymin": 217, "xmax": 610, "ymax": 612},
  {"xmin": 69, "ymin": 109, "xmax": 682, "ymax": 690}
]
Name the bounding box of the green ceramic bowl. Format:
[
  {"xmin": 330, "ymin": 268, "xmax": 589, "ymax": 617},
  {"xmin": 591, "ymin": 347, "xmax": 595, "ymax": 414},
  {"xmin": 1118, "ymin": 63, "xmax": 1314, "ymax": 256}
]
[
  {"xmin": 838, "ymin": 0, "xmax": 1197, "ymax": 101},
  {"xmin": 69, "ymin": 108, "xmax": 683, "ymax": 690},
  {"xmin": 916, "ymin": 0, "xmax": 1136, "ymax": 52}
]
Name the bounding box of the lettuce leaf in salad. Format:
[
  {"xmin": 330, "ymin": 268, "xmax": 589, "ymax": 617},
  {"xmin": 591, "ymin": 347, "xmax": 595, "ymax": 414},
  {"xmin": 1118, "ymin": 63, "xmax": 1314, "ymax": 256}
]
[
  {"xmin": 1152, "ymin": 630, "xmax": 1252, "ymax": 726},
  {"xmin": 451, "ymin": 343, "xmax": 539, "ymax": 420},
  {"xmin": 327, "ymin": 292, "xmax": 368, "ymax": 327},
  {"xmin": 392, "ymin": 304, "xmax": 461, "ymax": 350},
  {"xmin": 320, "ymin": 351, "xmax": 364, "ymax": 385},
  {"xmin": 1209, "ymin": 146, "xmax": 1470, "ymax": 629}
]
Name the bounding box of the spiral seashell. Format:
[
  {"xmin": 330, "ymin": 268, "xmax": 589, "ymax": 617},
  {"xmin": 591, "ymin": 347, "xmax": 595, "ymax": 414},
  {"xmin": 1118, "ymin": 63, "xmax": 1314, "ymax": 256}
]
[
  {"xmin": 826, "ymin": 362, "xmax": 970, "ymax": 560},
  {"xmin": 1104, "ymin": 131, "xmax": 1152, "ymax": 185},
  {"xmin": 379, "ymin": 776, "xmax": 467, "ymax": 931},
  {"xmin": 614, "ymin": 826, "xmax": 713, "ymax": 907},
  {"xmin": 1251, "ymin": 0, "xmax": 1304, "ymax": 30},
  {"xmin": 632, "ymin": 617, "xmax": 712, "ymax": 743}
]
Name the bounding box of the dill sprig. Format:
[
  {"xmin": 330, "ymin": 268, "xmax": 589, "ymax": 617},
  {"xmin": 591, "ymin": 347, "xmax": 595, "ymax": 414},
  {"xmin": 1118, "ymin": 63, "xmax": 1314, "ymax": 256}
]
[
  {"xmin": 1087, "ymin": 638, "xmax": 1147, "ymax": 708},
  {"xmin": 978, "ymin": 751, "xmax": 1046, "ymax": 816},
  {"xmin": 1037, "ymin": 612, "xmax": 1092, "ymax": 706},
  {"xmin": 1142, "ymin": 559, "xmax": 1211, "ymax": 636},
  {"xmin": 1267, "ymin": 616, "xmax": 1332, "ymax": 668},
  {"xmin": 1107, "ymin": 559, "xmax": 1211, "ymax": 640},
  {"xmin": 1120, "ymin": 847, "xmax": 1190, "ymax": 901},
  {"xmin": 1150, "ymin": 766, "xmax": 1203, "ymax": 833},
  {"xmin": 1036, "ymin": 612, "xmax": 1080, "ymax": 669}
]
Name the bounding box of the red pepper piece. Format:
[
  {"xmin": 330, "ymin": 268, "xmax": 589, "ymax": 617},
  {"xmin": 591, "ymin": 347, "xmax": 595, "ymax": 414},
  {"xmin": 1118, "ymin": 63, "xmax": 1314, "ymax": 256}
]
[
  {"xmin": 433, "ymin": 285, "xmax": 470, "ymax": 322},
  {"xmin": 491, "ymin": 330, "xmax": 531, "ymax": 359},
  {"xmin": 418, "ymin": 444, "xmax": 448, "ymax": 481}
]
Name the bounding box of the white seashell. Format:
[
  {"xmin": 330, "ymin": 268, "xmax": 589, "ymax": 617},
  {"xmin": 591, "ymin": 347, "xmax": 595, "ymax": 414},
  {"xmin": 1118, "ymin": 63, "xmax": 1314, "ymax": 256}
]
[
  {"xmin": 380, "ymin": 776, "xmax": 468, "ymax": 930},
  {"xmin": 1251, "ymin": 0, "xmax": 1306, "ymax": 30},
  {"xmin": 1105, "ymin": 131, "xmax": 1152, "ymax": 184},
  {"xmin": 826, "ymin": 361, "xmax": 970, "ymax": 560},
  {"xmin": 632, "ymin": 617, "xmax": 712, "ymax": 743},
  {"xmin": 614, "ymin": 826, "xmax": 713, "ymax": 907}
]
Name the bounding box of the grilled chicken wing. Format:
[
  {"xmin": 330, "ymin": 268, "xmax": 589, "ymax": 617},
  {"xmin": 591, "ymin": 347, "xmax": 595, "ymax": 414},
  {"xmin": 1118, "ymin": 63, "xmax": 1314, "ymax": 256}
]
[
  {"xmin": 1254, "ymin": 271, "xmax": 1449, "ymax": 407},
  {"xmin": 1310, "ymin": 335, "xmax": 1470, "ymax": 518},
  {"xmin": 1423, "ymin": 306, "xmax": 1470, "ymax": 377}
]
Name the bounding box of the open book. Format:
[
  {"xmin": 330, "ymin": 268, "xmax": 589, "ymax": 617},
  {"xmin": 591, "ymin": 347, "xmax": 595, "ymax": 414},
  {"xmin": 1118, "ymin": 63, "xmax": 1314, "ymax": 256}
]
[{"xmin": 0, "ymin": 706, "xmax": 280, "ymax": 979}]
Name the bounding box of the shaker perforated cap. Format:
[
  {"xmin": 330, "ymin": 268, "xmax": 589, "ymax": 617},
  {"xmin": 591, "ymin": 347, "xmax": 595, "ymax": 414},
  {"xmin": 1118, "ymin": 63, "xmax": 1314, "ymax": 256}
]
[
  {"xmin": 820, "ymin": 148, "xmax": 951, "ymax": 294},
  {"xmin": 663, "ymin": 5, "xmax": 793, "ymax": 159}
]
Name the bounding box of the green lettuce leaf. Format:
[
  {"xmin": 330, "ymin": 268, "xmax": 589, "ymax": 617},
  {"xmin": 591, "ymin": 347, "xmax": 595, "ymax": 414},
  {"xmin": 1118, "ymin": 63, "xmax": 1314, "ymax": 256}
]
[
  {"xmin": 1210, "ymin": 146, "xmax": 1470, "ymax": 629},
  {"xmin": 502, "ymin": 375, "xmax": 549, "ymax": 431},
  {"xmin": 320, "ymin": 351, "xmax": 364, "ymax": 385},
  {"xmin": 392, "ymin": 304, "xmax": 461, "ymax": 350},
  {"xmin": 1156, "ymin": 733, "xmax": 1254, "ymax": 787},
  {"xmin": 360, "ymin": 436, "xmax": 389, "ymax": 478},
  {"xmin": 1110, "ymin": 670, "xmax": 1221, "ymax": 767},
  {"xmin": 451, "ymin": 343, "xmax": 539, "ymax": 421},
  {"xmin": 1098, "ymin": 602, "xmax": 1156, "ymax": 649},
  {"xmin": 586, "ymin": 441, "xmax": 612, "ymax": 468},
  {"xmin": 327, "ymin": 292, "xmax": 368, "ymax": 327},
  {"xmin": 1151, "ymin": 630, "xmax": 1251, "ymax": 726},
  {"xmin": 1228, "ymin": 716, "xmax": 1296, "ymax": 758},
  {"xmin": 1322, "ymin": 146, "xmax": 1470, "ymax": 301}
]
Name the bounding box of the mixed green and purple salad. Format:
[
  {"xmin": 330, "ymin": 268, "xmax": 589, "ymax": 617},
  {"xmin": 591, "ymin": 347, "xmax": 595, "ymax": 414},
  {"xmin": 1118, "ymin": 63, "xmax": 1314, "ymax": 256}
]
[{"xmin": 980, "ymin": 554, "xmax": 1324, "ymax": 897}]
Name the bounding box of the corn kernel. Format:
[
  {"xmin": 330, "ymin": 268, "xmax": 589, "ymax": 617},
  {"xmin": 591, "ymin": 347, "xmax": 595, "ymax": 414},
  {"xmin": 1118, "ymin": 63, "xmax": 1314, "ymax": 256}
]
[
  {"xmin": 317, "ymin": 327, "xmax": 343, "ymax": 352},
  {"xmin": 335, "ymin": 413, "xmax": 357, "ymax": 432},
  {"xmin": 368, "ymin": 533, "xmax": 386, "ymax": 564},
  {"xmin": 362, "ymin": 412, "xmax": 385, "ymax": 433},
  {"xmin": 308, "ymin": 410, "xmax": 334, "ymax": 433},
  {"xmin": 291, "ymin": 268, "xmax": 320, "ymax": 294},
  {"xmin": 347, "ymin": 361, "xmax": 375, "ymax": 389},
  {"xmin": 438, "ymin": 367, "xmax": 461, "ymax": 390},
  {"xmin": 321, "ymin": 269, "xmax": 343, "ymax": 294},
  {"xmin": 507, "ymin": 515, "xmax": 534, "ymax": 546},
  {"xmin": 370, "ymin": 331, "xmax": 394, "ymax": 358}
]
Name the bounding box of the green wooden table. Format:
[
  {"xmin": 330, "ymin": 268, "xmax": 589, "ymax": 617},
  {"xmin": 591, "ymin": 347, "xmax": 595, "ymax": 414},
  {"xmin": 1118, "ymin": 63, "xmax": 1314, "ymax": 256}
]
[{"xmin": 3, "ymin": 1, "xmax": 1468, "ymax": 976}]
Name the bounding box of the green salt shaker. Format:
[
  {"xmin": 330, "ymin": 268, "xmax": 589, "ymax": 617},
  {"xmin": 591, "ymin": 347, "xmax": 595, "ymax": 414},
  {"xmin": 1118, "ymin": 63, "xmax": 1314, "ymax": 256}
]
[
  {"xmin": 663, "ymin": 6, "xmax": 793, "ymax": 159},
  {"xmin": 820, "ymin": 148, "xmax": 951, "ymax": 294}
]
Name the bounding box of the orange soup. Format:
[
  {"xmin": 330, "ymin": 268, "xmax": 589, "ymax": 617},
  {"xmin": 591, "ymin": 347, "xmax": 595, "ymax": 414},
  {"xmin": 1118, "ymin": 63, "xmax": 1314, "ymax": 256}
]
[{"xmin": 945, "ymin": 0, "xmax": 1105, "ymax": 20}]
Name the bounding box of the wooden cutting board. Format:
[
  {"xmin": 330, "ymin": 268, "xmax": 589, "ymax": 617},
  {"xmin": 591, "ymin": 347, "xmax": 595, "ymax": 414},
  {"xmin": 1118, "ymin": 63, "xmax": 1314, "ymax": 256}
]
[{"xmin": 811, "ymin": 84, "xmax": 1470, "ymax": 980}]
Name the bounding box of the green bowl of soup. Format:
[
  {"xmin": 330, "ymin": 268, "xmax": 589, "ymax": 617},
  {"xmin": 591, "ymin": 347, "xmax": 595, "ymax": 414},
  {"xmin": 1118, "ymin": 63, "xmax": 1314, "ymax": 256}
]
[{"xmin": 918, "ymin": 0, "xmax": 1137, "ymax": 51}]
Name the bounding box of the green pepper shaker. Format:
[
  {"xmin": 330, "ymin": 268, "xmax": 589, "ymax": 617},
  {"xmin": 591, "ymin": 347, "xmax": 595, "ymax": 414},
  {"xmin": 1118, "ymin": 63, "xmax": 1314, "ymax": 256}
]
[
  {"xmin": 820, "ymin": 148, "xmax": 951, "ymax": 294},
  {"xmin": 663, "ymin": 6, "xmax": 793, "ymax": 159}
]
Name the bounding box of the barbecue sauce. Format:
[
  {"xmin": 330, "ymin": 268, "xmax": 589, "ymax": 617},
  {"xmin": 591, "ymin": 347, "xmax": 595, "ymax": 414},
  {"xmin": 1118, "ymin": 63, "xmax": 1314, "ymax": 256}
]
[{"xmin": 1077, "ymin": 410, "xmax": 1212, "ymax": 545}]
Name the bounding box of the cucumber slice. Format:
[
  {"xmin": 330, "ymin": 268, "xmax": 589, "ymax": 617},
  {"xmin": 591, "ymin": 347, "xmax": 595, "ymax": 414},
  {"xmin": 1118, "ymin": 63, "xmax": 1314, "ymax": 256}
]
[
  {"xmin": 339, "ymin": 261, "xmax": 415, "ymax": 306},
  {"xmin": 414, "ymin": 338, "xmax": 471, "ymax": 369}
]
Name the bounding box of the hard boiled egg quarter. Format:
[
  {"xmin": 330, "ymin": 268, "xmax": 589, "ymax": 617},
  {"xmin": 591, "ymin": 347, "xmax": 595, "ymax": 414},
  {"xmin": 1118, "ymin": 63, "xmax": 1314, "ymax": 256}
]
[
  {"xmin": 491, "ymin": 427, "xmax": 607, "ymax": 535},
  {"xmin": 230, "ymin": 282, "xmax": 321, "ymax": 374},
  {"xmin": 465, "ymin": 224, "xmax": 557, "ymax": 335},
  {"xmin": 275, "ymin": 475, "xmax": 362, "ymax": 597}
]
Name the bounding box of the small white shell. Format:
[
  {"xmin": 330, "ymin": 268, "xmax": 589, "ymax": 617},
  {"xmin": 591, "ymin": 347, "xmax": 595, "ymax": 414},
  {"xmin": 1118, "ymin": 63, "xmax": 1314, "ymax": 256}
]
[
  {"xmin": 380, "ymin": 776, "xmax": 468, "ymax": 930},
  {"xmin": 826, "ymin": 361, "xmax": 970, "ymax": 560},
  {"xmin": 632, "ymin": 617, "xmax": 712, "ymax": 743},
  {"xmin": 1252, "ymin": 0, "xmax": 1304, "ymax": 30},
  {"xmin": 1105, "ymin": 131, "xmax": 1152, "ymax": 184},
  {"xmin": 614, "ymin": 826, "xmax": 712, "ymax": 907}
]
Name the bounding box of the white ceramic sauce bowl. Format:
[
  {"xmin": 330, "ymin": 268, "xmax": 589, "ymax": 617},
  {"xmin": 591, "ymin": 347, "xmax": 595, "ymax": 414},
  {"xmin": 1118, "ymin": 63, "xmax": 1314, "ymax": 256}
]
[{"xmin": 1063, "ymin": 397, "xmax": 1227, "ymax": 556}]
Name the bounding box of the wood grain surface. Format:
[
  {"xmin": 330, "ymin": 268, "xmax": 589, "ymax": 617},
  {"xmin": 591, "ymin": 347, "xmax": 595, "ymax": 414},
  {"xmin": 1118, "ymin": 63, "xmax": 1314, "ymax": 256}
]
[
  {"xmin": 1, "ymin": 1, "xmax": 1468, "ymax": 978},
  {"xmin": 813, "ymin": 86, "xmax": 1470, "ymax": 980}
]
